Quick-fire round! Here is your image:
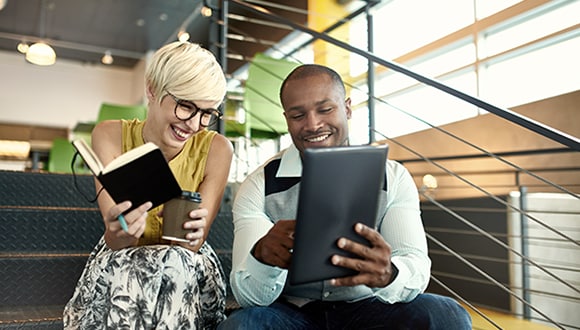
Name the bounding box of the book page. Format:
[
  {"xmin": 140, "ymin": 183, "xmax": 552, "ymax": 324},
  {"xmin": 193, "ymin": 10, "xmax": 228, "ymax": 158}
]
[
  {"xmin": 71, "ymin": 139, "xmax": 104, "ymax": 175},
  {"xmin": 102, "ymin": 142, "xmax": 159, "ymax": 174}
]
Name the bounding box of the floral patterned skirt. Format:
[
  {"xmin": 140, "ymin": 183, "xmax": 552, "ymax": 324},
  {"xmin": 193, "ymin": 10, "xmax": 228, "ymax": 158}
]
[{"xmin": 63, "ymin": 237, "xmax": 226, "ymax": 329}]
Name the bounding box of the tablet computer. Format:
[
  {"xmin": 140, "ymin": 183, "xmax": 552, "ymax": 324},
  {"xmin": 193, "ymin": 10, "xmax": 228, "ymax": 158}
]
[{"xmin": 289, "ymin": 144, "xmax": 388, "ymax": 285}]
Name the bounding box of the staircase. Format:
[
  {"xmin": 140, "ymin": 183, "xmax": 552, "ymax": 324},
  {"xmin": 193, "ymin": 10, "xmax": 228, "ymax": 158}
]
[{"xmin": 0, "ymin": 170, "xmax": 236, "ymax": 328}]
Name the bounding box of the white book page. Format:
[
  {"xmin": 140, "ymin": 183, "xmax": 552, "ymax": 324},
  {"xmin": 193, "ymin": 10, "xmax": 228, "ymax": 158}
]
[
  {"xmin": 102, "ymin": 142, "xmax": 159, "ymax": 174},
  {"xmin": 71, "ymin": 139, "xmax": 104, "ymax": 175}
]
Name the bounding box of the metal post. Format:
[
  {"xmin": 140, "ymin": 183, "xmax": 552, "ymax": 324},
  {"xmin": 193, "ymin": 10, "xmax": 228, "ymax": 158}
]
[
  {"xmin": 31, "ymin": 151, "xmax": 40, "ymax": 171},
  {"xmin": 220, "ymin": 0, "xmax": 228, "ymax": 74},
  {"xmin": 519, "ymin": 186, "xmax": 531, "ymax": 319},
  {"xmin": 217, "ymin": 0, "xmax": 229, "ymax": 136},
  {"xmin": 366, "ymin": 3, "xmax": 375, "ymax": 144}
]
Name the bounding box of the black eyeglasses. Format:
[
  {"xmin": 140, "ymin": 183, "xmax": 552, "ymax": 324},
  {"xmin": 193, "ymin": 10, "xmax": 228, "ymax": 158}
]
[{"xmin": 166, "ymin": 92, "xmax": 222, "ymax": 127}]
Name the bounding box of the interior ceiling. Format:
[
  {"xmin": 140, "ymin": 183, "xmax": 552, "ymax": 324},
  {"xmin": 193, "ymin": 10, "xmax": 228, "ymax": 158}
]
[{"xmin": 0, "ymin": 0, "xmax": 307, "ymax": 75}]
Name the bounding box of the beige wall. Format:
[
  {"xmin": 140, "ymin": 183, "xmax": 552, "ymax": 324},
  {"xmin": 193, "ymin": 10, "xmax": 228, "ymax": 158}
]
[
  {"xmin": 0, "ymin": 50, "xmax": 146, "ymax": 130},
  {"xmin": 385, "ymin": 90, "xmax": 580, "ymax": 199}
]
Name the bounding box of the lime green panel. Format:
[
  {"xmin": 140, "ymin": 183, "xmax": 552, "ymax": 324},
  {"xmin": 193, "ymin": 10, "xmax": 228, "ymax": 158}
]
[
  {"xmin": 243, "ymin": 53, "xmax": 300, "ymax": 137},
  {"xmin": 47, "ymin": 137, "xmax": 90, "ymax": 174},
  {"xmin": 97, "ymin": 103, "xmax": 147, "ymax": 123}
]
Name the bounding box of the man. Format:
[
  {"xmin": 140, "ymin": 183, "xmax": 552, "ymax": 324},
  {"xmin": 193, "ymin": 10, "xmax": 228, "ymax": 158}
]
[{"xmin": 219, "ymin": 64, "xmax": 472, "ymax": 329}]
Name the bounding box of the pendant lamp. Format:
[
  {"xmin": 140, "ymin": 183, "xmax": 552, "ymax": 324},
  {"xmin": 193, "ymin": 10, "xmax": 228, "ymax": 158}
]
[
  {"xmin": 26, "ymin": 42, "xmax": 56, "ymax": 65},
  {"xmin": 26, "ymin": 0, "xmax": 56, "ymax": 66}
]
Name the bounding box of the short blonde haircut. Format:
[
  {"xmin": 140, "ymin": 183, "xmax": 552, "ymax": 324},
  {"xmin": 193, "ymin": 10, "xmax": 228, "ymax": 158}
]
[{"xmin": 145, "ymin": 41, "xmax": 227, "ymax": 108}]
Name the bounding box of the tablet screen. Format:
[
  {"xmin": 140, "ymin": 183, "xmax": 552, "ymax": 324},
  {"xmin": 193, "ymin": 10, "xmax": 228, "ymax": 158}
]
[{"xmin": 289, "ymin": 144, "xmax": 388, "ymax": 285}]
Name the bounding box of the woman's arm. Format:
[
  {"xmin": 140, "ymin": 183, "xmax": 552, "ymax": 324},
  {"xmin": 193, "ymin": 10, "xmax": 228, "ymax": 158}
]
[{"xmin": 187, "ymin": 133, "xmax": 233, "ymax": 251}]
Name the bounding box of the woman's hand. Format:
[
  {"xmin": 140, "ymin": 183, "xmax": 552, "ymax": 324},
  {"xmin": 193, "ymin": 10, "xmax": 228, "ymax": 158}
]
[
  {"xmin": 176, "ymin": 207, "xmax": 208, "ymax": 252},
  {"xmin": 104, "ymin": 201, "xmax": 152, "ymax": 250}
]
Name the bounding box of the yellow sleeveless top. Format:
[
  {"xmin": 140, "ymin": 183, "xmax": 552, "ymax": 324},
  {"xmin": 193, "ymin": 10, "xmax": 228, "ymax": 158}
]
[{"xmin": 121, "ymin": 119, "xmax": 217, "ymax": 245}]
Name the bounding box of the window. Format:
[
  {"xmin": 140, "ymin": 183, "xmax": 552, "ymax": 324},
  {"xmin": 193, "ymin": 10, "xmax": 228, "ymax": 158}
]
[{"xmin": 347, "ymin": 0, "xmax": 580, "ymax": 142}]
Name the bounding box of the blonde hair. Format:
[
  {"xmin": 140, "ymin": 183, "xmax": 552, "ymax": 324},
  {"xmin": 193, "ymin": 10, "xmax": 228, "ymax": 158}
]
[{"xmin": 145, "ymin": 41, "xmax": 227, "ymax": 108}]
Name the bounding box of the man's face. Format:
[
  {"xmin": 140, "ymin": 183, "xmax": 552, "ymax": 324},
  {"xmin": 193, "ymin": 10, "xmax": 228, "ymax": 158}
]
[{"xmin": 281, "ymin": 74, "xmax": 352, "ymax": 156}]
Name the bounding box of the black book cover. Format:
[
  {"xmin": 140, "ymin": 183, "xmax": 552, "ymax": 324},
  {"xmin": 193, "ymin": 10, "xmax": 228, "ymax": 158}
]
[
  {"xmin": 72, "ymin": 139, "xmax": 182, "ymax": 211},
  {"xmin": 97, "ymin": 148, "xmax": 182, "ymax": 211}
]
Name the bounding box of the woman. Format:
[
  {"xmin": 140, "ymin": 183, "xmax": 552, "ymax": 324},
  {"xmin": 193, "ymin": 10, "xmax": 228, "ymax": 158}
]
[{"xmin": 64, "ymin": 41, "xmax": 233, "ymax": 329}]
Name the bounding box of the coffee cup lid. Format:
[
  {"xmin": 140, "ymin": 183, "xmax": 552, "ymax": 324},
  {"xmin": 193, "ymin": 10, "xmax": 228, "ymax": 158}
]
[{"xmin": 181, "ymin": 190, "xmax": 201, "ymax": 201}]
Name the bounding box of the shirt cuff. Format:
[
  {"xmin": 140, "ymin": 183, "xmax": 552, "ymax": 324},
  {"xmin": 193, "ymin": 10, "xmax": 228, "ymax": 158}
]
[
  {"xmin": 388, "ymin": 262, "xmax": 399, "ymax": 284},
  {"xmin": 245, "ymin": 249, "xmax": 287, "ymax": 283},
  {"xmin": 374, "ymin": 258, "xmax": 413, "ymax": 304}
]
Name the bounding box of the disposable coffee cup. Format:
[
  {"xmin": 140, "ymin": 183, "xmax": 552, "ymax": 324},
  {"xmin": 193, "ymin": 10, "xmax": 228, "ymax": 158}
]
[{"xmin": 162, "ymin": 191, "xmax": 202, "ymax": 243}]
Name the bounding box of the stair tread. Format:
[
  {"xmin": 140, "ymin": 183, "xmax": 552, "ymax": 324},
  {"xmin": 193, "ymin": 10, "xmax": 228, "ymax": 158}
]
[{"xmin": 0, "ymin": 305, "xmax": 64, "ymax": 324}]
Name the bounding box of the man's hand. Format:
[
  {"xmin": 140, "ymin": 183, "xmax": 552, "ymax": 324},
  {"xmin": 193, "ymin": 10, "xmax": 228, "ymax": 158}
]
[
  {"xmin": 252, "ymin": 219, "xmax": 295, "ymax": 269},
  {"xmin": 330, "ymin": 223, "xmax": 396, "ymax": 288}
]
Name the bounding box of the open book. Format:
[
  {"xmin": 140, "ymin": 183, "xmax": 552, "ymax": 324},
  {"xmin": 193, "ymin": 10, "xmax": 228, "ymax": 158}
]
[{"xmin": 71, "ymin": 139, "xmax": 182, "ymax": 211}]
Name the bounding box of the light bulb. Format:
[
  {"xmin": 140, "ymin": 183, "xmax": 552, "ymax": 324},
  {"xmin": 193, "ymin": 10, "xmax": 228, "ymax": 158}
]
[
  {"xmin": 422, "ymin": 174, "xmax": 438, "ymax": 190},
  {"xmin": 17, "ymin": 42, "xmax": 29, "ymax": 53},
  {"xmin": 178, "ymin": 31, "xmax": 190, "ymax": 42},
  {"xmin": 25, "ymin": 42, "xmax": 56, "ymax": 66},
  {"xmin": 101, "ymin": 51, "xmax": 113, "ymax": 65},
  {"xmin": 201, "ymin": 6, "xmax": 212, "ymax": 17},
  {"xmin": 177, "ymin": 30, "xmax": 189, "ymax": 42}
]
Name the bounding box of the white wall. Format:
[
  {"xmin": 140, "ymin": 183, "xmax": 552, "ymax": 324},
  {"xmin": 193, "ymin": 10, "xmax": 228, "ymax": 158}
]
[
  {"xmin": 507, "ymin": 192, "xmax": 580, "ymax": 328},
  {"xmin": 0, "ymin": 50, "xmax": 145, "ymax": 130}
]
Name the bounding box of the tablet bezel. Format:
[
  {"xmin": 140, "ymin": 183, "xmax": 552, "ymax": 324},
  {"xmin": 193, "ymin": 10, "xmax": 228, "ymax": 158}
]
[{"xmin": 289, "ymin": 144, "xmax": 388, "ymax": 285}]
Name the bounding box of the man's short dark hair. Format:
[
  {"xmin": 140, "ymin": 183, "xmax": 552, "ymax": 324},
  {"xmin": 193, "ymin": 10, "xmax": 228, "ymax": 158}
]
[{"xmin": 279, "ymin": 64, "xmax": 346, "ymax": 105}]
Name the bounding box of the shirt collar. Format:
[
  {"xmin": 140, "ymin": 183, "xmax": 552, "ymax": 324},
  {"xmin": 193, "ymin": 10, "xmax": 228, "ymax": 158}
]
[{"xmin": 276, "ymin": 144, "xmax": 302, "ymax": 177}]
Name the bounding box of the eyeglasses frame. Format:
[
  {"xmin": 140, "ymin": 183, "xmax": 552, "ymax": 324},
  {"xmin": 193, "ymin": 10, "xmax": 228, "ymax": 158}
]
[{"xmin": 166, "ymin": 91, "xmax": 223, "ymax": 127}]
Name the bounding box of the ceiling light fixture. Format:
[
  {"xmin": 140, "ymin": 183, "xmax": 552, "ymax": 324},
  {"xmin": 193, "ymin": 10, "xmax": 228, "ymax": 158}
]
[
  {"xmin": 178, "ymin": 30, "xmax": 190, "ymax": 42},
  {"xmin": 101, "ymin": 50, "xmax": 113, "ymax": 65},
  {"xmin": 26, "ymin": 0, "xmax": 56, "ymax": 66},
  {"xmin": 26, "ymin": 42, "xmax": 56, "ymax": 65},
  {"xmin": 200, "ymin": 6, "xmax": 212, "ymax": 17},
  {"xmin": 17, "ymin": 42, "xmax": 29, "ymax": 53},
  {"xmin": 0, "ymin": 0, "xmax": 7, "ymax": 11}
]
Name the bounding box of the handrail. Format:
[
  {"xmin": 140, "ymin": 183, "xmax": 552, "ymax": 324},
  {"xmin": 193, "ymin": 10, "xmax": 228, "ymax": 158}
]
[
  {"xmin": 229, "ymin": 0, "xmax": 580, "ymax": 151},
  {"xmin": 396, "ymin": 147, "xmax": 574, "ymax": 163}
]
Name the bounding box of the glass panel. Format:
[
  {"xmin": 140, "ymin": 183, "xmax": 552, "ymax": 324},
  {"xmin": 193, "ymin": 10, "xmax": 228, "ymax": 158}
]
[
  {"xmin": 369, "ymin": 41, "xmax": 475, "ymax": 100},
  {"xmin": 347, "ymin": 84, "xmax": 480, "ymax": 143},
  {"xmin": 371, "ymin": 71, "xmax": 478, "ymax": 138},
  {"xmin": 349, "ymin": 17, "xmax": 369, "ymax": 77},
  {"xmin": 372, "ymin": 0, "xmax": 474, "ymax": 60},
  {"xmin": 482, "ymin": 37, "xmax": 580, "ymax": 108},
  {"xmin": 475, "ymin": 0, "xmax": 522, "ymax": 20},
  {"xmin": 481, "ymin": 1, "xmax": 580, "ymax": 58},
  {"xmin": 409, "ymin": 41, "xmax": 476, "ymax": 79}
]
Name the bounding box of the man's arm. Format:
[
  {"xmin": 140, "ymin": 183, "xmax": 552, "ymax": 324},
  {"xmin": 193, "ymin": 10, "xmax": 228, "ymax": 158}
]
[{"xmin": 230, "ymin": 167, "xmax": 289, "ymax": 307}]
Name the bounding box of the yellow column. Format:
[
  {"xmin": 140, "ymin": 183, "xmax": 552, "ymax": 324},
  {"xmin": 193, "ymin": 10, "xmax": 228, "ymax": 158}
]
[{"xmin": 307, "ymin": 0, "xmax": 352, "ymax": 86}]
